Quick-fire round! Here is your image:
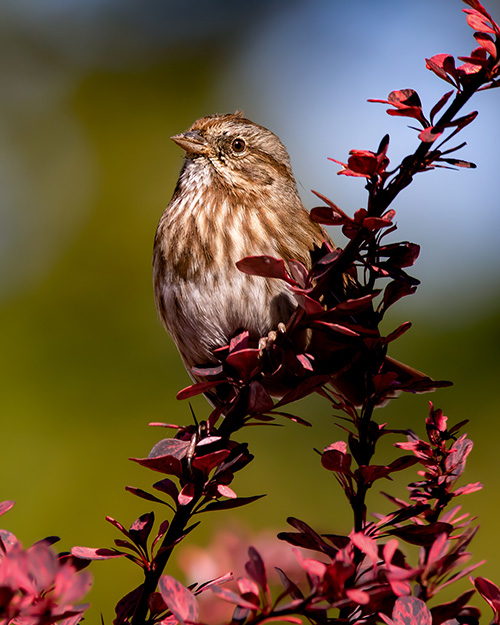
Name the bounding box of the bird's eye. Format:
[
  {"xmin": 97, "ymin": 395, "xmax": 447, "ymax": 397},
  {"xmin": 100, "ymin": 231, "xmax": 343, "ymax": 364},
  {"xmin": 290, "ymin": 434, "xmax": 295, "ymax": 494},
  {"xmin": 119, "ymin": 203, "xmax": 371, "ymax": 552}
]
[{"xmin": 231, "ymin": 138, "xmax": 246, "ymax": 153}]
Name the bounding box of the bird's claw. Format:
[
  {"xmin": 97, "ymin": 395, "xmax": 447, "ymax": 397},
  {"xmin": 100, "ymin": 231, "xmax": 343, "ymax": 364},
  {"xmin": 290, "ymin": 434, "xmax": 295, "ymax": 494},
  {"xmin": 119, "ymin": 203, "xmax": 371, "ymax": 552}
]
[{"xmin": 258, "ymin": 323, "xmax": 287, "ymax": 355}]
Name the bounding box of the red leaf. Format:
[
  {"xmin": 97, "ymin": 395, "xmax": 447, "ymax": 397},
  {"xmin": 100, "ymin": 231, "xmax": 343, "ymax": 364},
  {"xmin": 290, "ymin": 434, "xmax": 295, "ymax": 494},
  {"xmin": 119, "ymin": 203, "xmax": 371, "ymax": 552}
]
[
  {"xmin": 419, "ymin": 125, "xmax": 445, "ymax": 143},
  {"xmin": 430, "ymin": 91, "xmax": 454, "ymax": 125},
  {"xmin": 389, "ymin": 522, "xmax": 453, "ymax": 546},
  {"xmin": 288, "ymin": 260, "xmax": 310, "ymax": 287},
  {"xmin": 439, "ymin": 157, "xmax": 476, "ymax": 168},
  {"xmin": 426, "ymin": 54, "xmax": 459, "ymax": 87},
  {"xmin": 351, "ymin": 532, "xmax": 378, "ymax": 566},
  {"xmin": 464, "ymin": 9, "xmax": 497, "ymax": 34},
  {"xmin": 383, "ymin": 321, "xmax": 412, "ymax": 344},
  {"xmin": 452, "ymin": 110, "xmax": 479, "ymax": 129},
  {"xmin": 311, "ymin": 320, "xmax": 360, "ymax": 336},
  {"xmin": 310, "ymin": 190, "xmax": 350, "ymax": 222},
  {"xmin": 273, "ymin": 375, "xmax": 330, "ymax": 408},
  {"xmin": 191, "ymin": 364, "xmax": 223, "ymax": 377},
  {"xmin": 245, "ymin": 546, "xmax": 267, "ymax": 590},
  {"xmin": 310, "ymin": 205, "xmax": 348, "ymax": 226},
  {"xmin": 226, "ymin": 348, "xmax": 261, "ymax": 382},
  {"xmin": 153, "ymin": 478, "xmax": 179, "ymax": 503},
  {"xmin": 358, "ymin": 464, "xmax": 391, "ymax": 482},
  {"xmin": 387, "ymin": 455, "xmax": 419, "ymax": 473},
  {"xmin": 247, "ymin": 380, "xmax": 274, "ymax": 414},
  {"xmin": 129, "ymin": 512, "xmax": 155, "ymax": 551},
  {"xmin": 474, "ymin": 31, "xmax": 497, "ymax": 57},
  {"xmin": 362, "ymin": 216, "xmax": 393, "ymax": 230},
  {"xmin": 430, "ymin": 590, "xmax": 476, "ymax": 625},
  {"xmin": 201, "ymin": 494, "xmax": 265, "ymax": 512},
  {"xmin": 382, "ymin": 281, "xmax": 417, "ymax": 311},
  {"xmin": 335, "ymin": 292, "xmax": 379, "ymax": 312},
  {"xmin": 388, "ymin": 89, "xmax": 422, "ymax": 108},
  {"xmin": 149, "ymin": 437, "xmax": 190, "ymax": 460},
  {"xmin": 236, "ymin": 255, "xmax": 292, "ymax": 282},
  {"xmin": 293, "ymin": 292, "xmax": 325, "ymax": 315},
  {"xmin": 125, "ymin": 486, "xmax": 167, "ymax": 506},
  {"xmin": 153, "ymin": 519, "xmax": 170, "ymax": 549},
  {"xmin": 347, "ymin": 152, "xmax": 379, "ymax": 176},
  {"xmin": 159, "ymin": 575, "xmax": 199, "ymax": 624},
  {"xmin": 322, "ymin": 442, "xmax": 352, "ymax": 474},
  {"xmin": 472, "ymin": 576, "xmax": 500, "ymax": 617},
  {"xmin": 178, "ymin": 482, "xmax": 196, "ymax": 506},
  {"xmin": 177, "ymin": 380, "xmax": 227, "ymax": 400},
  {"xmin": 192, "ymin": 449, "xmax": 231, "ymax": 473},
  {"xmin": 131, "ymin": 455, "xmax": 183, "ymax": 477}
]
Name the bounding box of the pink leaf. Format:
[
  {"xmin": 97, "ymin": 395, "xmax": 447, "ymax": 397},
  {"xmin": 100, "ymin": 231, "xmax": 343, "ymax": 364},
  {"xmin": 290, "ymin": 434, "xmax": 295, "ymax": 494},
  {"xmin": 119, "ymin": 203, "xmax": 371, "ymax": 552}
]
[
  {"xmin": 346, "ymin": 588, "xmax": 370, "ymax": 604},
  {"xmin": 71, "ymin": 546, "xmax": 126, "ymax": 560},
  {"xmin": 237, "ymin": 576, "xmax": 260, "ymax": 600},
  {"xmin": 211, "ymin": 585, "xmax": 259, "ymax": 610},
  {"xmin": 178, "ymin": 483, "xmax": 196, "ymax": 506},
  {"xmin": 419, "ymin": 125, "xmax": 444, "ymax": 143},
  {"xmin": 351, "ymin": 532, "xmax": 378, "ymax": 566},
  {"xmin": 159, "ymin": 575, "xmax": 199, "ymax": 624},
  {"xmin": 217, "ymin": 484, "xmax": 237, "ymax": 499},
  {"xmin": 453, "ymin": 481, "xmax": 483, "ymax": 496},
  {"xmin": 464, "ymin": 9, "xmax": 497, "ymax": 34},
  {"xmin": 390, "ymin": 596, "xmax": 432, "ymax": 625},
  {"xmin": 0, "ymin": 500, "xmax": 15, "ymax": 517}
]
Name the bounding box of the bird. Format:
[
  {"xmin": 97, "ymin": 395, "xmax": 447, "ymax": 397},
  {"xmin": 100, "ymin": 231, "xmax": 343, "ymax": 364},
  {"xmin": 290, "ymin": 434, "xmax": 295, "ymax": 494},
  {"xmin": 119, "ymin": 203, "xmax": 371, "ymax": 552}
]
[
  {"xmin": 153, "ymin": 112, "xmax": 332, "ymax": 381},
  {"xmin": 152, "ymin": 112, "xmax": 441, "ymax": 407}
]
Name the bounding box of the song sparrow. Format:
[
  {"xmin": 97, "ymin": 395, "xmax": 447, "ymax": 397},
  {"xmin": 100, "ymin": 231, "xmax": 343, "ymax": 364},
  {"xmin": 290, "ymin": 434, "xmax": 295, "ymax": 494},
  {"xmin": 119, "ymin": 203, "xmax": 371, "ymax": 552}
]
[
  {"xmin": 153, "ymin": 112, "xmax": 435, "ymax": 406},
  {"xmin": 153, "ymin": 112, "xmax": 331, "ymax": 385}
]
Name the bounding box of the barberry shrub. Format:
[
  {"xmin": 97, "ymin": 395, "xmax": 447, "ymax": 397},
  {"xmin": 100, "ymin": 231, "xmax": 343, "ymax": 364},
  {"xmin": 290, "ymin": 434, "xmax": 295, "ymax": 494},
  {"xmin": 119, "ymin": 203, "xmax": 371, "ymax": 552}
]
[{"xmin": 1, "ymin": 1, "xmax": 500, "ymax": 624}]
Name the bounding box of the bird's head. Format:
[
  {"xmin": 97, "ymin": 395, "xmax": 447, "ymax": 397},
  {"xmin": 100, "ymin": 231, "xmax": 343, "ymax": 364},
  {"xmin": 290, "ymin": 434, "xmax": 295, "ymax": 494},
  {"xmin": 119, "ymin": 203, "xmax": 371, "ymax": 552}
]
[{"xmin": 171, "ymin": 112, "xmax": 296, "ymax": 194}]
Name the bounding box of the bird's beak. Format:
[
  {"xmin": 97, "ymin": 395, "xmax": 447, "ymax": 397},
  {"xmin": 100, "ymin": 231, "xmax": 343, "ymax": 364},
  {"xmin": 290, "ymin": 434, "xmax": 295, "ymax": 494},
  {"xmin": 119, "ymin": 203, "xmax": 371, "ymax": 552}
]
[{"xmin": 171, "ymin": 131, "xmax": 209, "ymax": 155}]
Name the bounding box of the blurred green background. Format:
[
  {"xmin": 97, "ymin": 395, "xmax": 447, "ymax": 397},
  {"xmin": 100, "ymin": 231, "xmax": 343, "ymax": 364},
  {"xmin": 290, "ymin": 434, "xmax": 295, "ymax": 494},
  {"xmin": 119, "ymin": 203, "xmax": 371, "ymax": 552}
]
[{"xmin": 1, "ymin": 0, "xmax": 499, "ymax": 621}]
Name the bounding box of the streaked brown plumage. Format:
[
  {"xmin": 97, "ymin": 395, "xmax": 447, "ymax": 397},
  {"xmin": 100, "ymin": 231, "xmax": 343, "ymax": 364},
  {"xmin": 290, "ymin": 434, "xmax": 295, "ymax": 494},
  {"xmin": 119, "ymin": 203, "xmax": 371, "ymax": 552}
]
[
  {"xmin": 153, "ymin": 112, "xmax": 330, "ymax": 380},
  {"xmin": 153, "ymin": 112, "xmax": 445, "ymax": 407}
]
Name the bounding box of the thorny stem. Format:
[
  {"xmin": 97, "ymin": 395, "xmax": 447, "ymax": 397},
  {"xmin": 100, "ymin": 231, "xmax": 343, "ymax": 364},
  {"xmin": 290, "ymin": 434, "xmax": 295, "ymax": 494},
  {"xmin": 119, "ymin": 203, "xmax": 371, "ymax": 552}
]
[
  {"xmin": 352, "ymin": 399, "xmax": 377, "ymax": 534},
  {"xmin": 330, "ymin": 66, "xmax": 490, "ymax": 283},
  {"xmin": 131, "ymin": 484, "xmax": 203, "ymax": 625},
  {"xmin": 323, "ymin": 69, "xmax": 491, "ymax": 537}
]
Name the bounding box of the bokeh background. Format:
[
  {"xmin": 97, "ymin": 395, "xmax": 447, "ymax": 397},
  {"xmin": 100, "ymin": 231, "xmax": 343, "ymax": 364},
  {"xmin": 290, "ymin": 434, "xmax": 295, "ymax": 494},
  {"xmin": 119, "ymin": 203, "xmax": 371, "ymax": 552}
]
[{"xmin": 1, "ymin": 0, "xmax": 499, "ymax": 620}]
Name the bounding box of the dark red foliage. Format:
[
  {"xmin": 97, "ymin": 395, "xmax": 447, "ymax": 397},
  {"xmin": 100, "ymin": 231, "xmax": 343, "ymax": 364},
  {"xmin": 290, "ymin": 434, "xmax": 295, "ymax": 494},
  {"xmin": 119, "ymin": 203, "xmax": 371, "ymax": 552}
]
[
  {"xmin": 368, "ymin": 90, "xmax": 429, "ymax": 127},
  {"xmin": 473, "ymin": 577, "xmax": 500, "ymax": 623},
  {"xmin": 329, "ymin": 134, "xmax": 390, "ymax": 180},
  {"xmin": 47, "ymin": 2, "xmax": 500, "ymax": 624}
]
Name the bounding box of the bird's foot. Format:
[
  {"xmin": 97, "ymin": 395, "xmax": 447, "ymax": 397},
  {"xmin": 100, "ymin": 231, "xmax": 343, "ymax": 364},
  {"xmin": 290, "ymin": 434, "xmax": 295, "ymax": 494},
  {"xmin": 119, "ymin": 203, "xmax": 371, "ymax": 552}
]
[{"xmin": 258, "ymin": 323, "xmax": 286, "ymax": 355}]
